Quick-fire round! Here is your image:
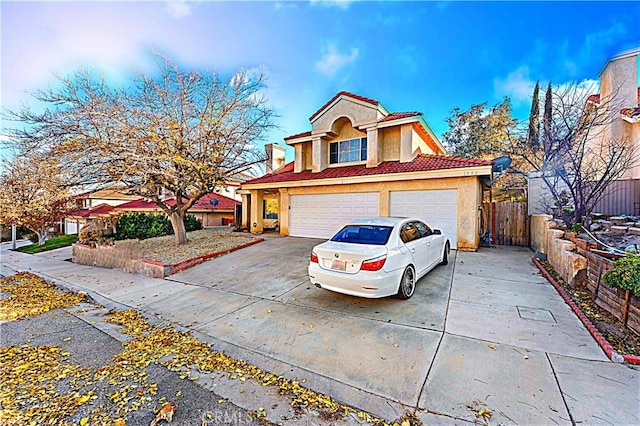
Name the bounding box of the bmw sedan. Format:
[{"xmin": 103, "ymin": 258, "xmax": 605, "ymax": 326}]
[{"xmin": 308, "ymin": 217, "xmax": 450, "ymax": 299}]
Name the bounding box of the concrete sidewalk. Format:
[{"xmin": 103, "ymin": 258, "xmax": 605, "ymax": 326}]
[{"xmin": 1, "ymin": 241, "xmax": 638, "ymax": 424}]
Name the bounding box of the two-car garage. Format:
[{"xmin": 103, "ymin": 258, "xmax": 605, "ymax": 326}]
[
  {"xmin": 288, "ymin": 190, "xmax": 458, "ymax": 249},
  {"xmin": 289, "ymin": 193, "xmax": 379, "ymax": 239}
]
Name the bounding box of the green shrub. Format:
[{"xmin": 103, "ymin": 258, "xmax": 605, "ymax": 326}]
[
  {"xmin": 603, "ymin": 255, "xmax": 640, "ymax": 296},
  {"xmin": 115, "ymin": 213, "xmax": 172, "ymax": 240},
  {"xmin": 115, "ymin": 213, "xmax": 202, "ymax": 240},
  {"xmin": 184, "ymin": 214, "xmax": 202, "ymax": 232}
]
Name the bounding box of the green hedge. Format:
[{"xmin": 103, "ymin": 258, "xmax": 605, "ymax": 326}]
[
  {"xmin": 115, "ymin": 213, "xmax": 202, "ymax": 240},
  {"xmin": 603, "ymin": 254, "xmax": 640, "ymax": 296}
]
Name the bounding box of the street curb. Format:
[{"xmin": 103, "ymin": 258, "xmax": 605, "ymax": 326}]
[{"xmin": 532, "ymin": 257, "xmax": 640, "ymax": 365}]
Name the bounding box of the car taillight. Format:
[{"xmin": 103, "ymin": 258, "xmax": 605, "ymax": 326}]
[
  {"xmin": 310, "ymin": 252, "xmax": 319, "ymax": 263},
  {"xmin": 360, "ymin": 256, "xmax": 386, "ymax": 271}
]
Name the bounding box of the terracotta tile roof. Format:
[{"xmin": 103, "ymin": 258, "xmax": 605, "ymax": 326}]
[
  {"xmin": 309, "ymin": 91, "xmax": 379, "ymax": 121},
  {"xmin": 116, "ymin": 193, "xmax": 239, "ymax": 211},
  {"xmin": 68, "ymin": 203, "xmax": 115, "ymax": 218},
  {"xmin": 114, "ymin": 198, "xmax": 159, "ymax": 210},
  {"xmin": 284, "ymin": 130, "xmax": 312, "ymax": 141},
  {"xmin": 587, "ymin": 94, "xmax": 601, "ymax": 104},
  {"xmin": 378, "ymin": 112, "xmax": 422, "ymax": 123},
  {"xmin": 621, "ymin": 106, "xmax": 640, "ymax": 119},
  {"xmin": 191, "ymin": 193, "xmax": 240, "ymax": 210},
  {"xmin": 244, "ymin": 155, "xmax": 492, "ymax": 186}
]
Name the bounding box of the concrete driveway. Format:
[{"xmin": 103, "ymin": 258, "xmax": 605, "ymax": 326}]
[{"xmin": 2, "ymin": 236, "xmax": 638, "ymax": 424}]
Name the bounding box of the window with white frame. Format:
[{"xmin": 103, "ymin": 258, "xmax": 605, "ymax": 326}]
[{"xmin": 329, "ymin": 137, "xmax": 367, "ymax": 164}]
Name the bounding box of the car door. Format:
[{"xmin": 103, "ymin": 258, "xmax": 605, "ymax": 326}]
[
  {"xmin": 413, "ymin": 221, "xmax": 438, "ymax": 270},
  {"xmin": 399, "ymin": 221, "xmax": 429, "ymax": 275}
]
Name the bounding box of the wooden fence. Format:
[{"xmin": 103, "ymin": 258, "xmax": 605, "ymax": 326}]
[{"xmin": 483, "ymin": 201, "xmax": 529, "ymax": 246}]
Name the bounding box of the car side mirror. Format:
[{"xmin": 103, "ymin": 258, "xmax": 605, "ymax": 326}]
[{"xmin": 433, "ymin": 229, "xmax": 442, "ymax": 235}]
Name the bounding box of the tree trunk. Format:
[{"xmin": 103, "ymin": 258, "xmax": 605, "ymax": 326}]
[
  {"xmin": 169, "ymin": 212, "xmax": 188, "ymax": 245},
  {"xmin": 37, "ymin": 229, "xmax": 47, "ymax": 245}
]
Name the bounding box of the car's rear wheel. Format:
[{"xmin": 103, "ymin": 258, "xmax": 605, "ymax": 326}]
[
  {"xmin": 397, "ymin": 266, "xmax": 415, "ymax": 299},
  {"xmin": 440, "ymin": 242, "xmax": 450, "ymax": 265}
]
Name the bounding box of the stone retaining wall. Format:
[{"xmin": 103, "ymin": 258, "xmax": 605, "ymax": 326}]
[
  {"xmin": 531, "ymin": 214, "xmax": 639, "ymax": 335},
  {"xmin": 530, "ymin": 215, "xmax": 587, "ymax": 286}
]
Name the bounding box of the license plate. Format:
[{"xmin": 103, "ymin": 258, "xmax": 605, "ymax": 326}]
[{"xmin": 331, "ymin": 259, "xmax": 346, "ymax": 271}]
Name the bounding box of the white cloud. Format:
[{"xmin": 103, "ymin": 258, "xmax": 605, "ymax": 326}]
[
  {"xmin": 315, "ymin": 43, "xmax": 359, "ymax": 77},
  {"xmin": 493, "ymin": 66, "xmax": 536, "ymax": 104},
  {"xmin": 310, "ymin": 0, "xmax": 352, "ymax": 10},
  {"xmin": 165, "ymin": 0, "xmax": 192, "ymax": 18},
  {"xmin": 556, "ymin": 78, "xmax": 600, "ymax": 103}
]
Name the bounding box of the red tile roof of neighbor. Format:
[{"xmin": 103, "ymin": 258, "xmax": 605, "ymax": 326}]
[
  {"xmin": 191, "ymin": 193, "xmax": 240, "ymax": 210},
  {"xmin": 244, "ymin": 154, "xmax": 493, "ymax": 186},
  {"xmin": 68, "ymin": 203, "xmax": 115, "ymax": 218},
  {"xmin": 588, "ymin": 88, "xmax": 640, "ymax": 118},
  {"xmin": 621, "ymin": 106, "xmax": 640, "ymax": 118},
  {"xmin": 115, "ymin": 193, "xmax": 239, "ymax": 211}
]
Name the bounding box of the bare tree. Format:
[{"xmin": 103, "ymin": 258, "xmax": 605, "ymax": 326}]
[
  {"xmin": 513, "ymin": 82, "xmax": 639, "ymax": 227},
  {"xmin": 4, "ymin": 54, "xmax": 276, "ymax": 244},
  {"xmin": 0, "ymin": 151, "xmax": 75, "ymax": 245}
]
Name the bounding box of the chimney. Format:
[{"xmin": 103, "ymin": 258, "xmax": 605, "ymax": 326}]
[{"xmin": 265, "ymin": 143, "xmax": 286, "ymax": 174}]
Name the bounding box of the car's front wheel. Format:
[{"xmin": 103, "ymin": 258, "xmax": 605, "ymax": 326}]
[
  {"xmin": 440, "ymin": 242, "xmax": 450, "ymax": 265},
  {"xmin": 397, "ymin": 266, "xmax": 415, "ymax": 299}
]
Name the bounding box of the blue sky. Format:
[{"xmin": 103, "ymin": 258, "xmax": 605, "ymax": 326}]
[{"xmin": 2, "ymin": 1, "xmax": 639, "ymax": 162}]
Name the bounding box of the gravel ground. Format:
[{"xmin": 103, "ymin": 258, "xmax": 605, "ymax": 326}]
[{"xmin": 115, "ymin": 228, "xmax": 258, "ymax": 265}]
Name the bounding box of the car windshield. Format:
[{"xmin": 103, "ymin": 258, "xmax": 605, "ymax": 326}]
[{"xmin": 330, "ymin": 225, "xmax": 393, "ymax": 245}]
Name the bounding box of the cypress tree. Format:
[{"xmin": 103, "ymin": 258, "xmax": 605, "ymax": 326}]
[
  {"xmin": 543, "ymin": 83, "xmax": 552, "ymax": 148},
  {"xmin": 528, "ymin": 81, "xmax": 540, "ymax": 149}
]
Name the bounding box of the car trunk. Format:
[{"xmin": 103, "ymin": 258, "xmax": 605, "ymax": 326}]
[{"xmin": 314, "ymin": 242, "xmax": 387, "ymax": 275}]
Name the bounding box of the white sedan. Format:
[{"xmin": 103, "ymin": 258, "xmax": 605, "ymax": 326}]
[{"xmin": 308, "ymin": 217, "xmax": 450, "ymax": 299}]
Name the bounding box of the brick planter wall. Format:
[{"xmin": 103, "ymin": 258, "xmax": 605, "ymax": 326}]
[
  {"xmin": 72, "ymin": 237, "xmax": 264, "ymax": 278},
  {"xmin": 72, "ymin": 243, "xmax": 167, "ymax": 278}
]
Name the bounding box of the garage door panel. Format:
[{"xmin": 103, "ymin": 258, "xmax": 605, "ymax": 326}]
[
  {"xmin": 390, "ymin": 190, "xmax": 458, "ymax": 249},
  {"xmin": 289, "ymin": 193, "xmax": 380, "ymax": 239}
]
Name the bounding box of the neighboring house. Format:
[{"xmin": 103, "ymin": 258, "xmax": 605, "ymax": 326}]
[
  {"xmin": 529, "ymin": 48, "xmax": 640, "ymax": 216},
  {"xmin": 587, "ymin": 48, "xmax": 640, "ymax": 215},
  {"xmin": 65, "ymin": 203, "xmax": 116, "ymax": 235},
  {"xmin": 114, "ymin": 193, "xmax": 240, "ymax": 227},
  {"xmin": 65, "ymin": 186, "xmax": 241, "ymax": 234},
  {"xmin": 239, "ymin": 91, "xmax": 493, "ymax": 251},
  {"xmin": 64, "ymin": 188, "xmax": 137, "ymax": 234}
]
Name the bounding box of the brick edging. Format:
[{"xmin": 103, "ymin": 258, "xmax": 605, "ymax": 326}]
[
  {"xmin": 532, "ymin": 257, "xmax": 640, "ymax": 365},
  {"xmin": 163, "ymin": 238, "xmax": 265, "ymax": 276}
]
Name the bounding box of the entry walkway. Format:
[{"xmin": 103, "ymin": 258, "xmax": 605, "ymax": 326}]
[{"xmin": 1, "ymin": 242, "xmax": 637, "ymax": 424}]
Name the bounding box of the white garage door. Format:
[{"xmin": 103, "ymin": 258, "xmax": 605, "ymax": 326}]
[
  {"xmin": 65, "ymin": 219, "xmax": 78, "ymax": 235},
  {"xmin": 390, "ymin": 190, "xmax": 458, "ymax": 249},
  {"xmin": 289, "ymin": 193, "xmax": 379, "ymax": 239}
]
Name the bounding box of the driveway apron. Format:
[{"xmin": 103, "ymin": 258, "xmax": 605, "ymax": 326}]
[{"xmin": 2, "ymin": 239, "xmax": 638, "ymax": 424}]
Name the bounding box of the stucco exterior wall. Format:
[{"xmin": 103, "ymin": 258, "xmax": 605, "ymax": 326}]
[
  {"xmin": 311, "ymin": 98, "xmax": 378, "ymax": 133},
  {"xmin": 629, "ymin": 122, "xmax": 640, "ymax": 179},
  {"xmin": 379, "ymin": 127, "xmax": 401, "ymax": 161},
  {"xmin": 275, "ymin": 176, "xmax": 482, "ymax": 251},
  {"xmin": 411, "ymin": 127, "xmax": 429, "ymax": 156},
  {"xmin": 325, "ymin": 117, "xmax": 365, "ymax": 141}
]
